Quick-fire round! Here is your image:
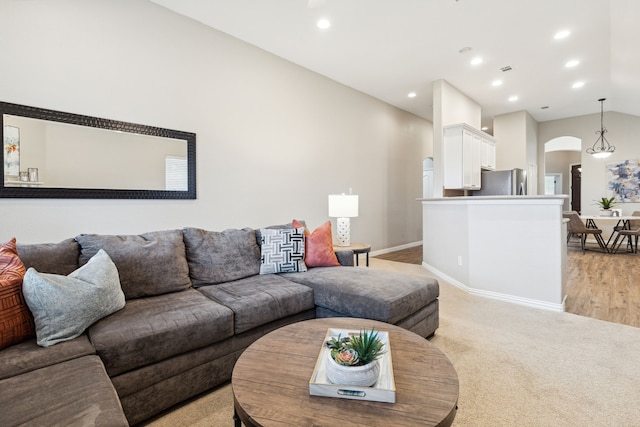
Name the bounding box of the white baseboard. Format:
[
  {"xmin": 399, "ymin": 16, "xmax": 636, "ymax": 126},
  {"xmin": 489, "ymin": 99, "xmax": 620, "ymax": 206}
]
[
  {"xmin": 369, "ymin": 240, "xmax": 422, "ymax": 257},
  {"xmin": 422, "ymin": 262, "xmax": 566, "ymax": 313}
]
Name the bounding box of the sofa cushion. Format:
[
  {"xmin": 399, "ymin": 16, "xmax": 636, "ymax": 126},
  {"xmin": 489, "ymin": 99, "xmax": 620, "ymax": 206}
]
[
  {"xmin": 259, "ymin": 227, "xmax": 307, "ymax": 274},
  {"xmin": 254, "ymin": 220, "xmax": 306, "ymax": 245},
  {"xmin": 282, "ymin": 267, "xmax": 439, "ymax": 325},
  {"xmin": 0, "ymin": 355, "xmax": 128, "ymax": 427},
  {"xmin": 23, "ymin": 250, "xmax": 126, "ymax": 347},
  {"xmin": 183, "ymin": 227, "xmax": 260, "ymax": 286},
  {"xmin": 76, "ymin": 229, "xmax": 191, "ymax": 299},
  {"xmin": 0, "ymin": 238, "xmax": 35, "ymax": 350},
  {"xmin": 197, "ymin": 274, "xmax": 315, "ymax": 334},
  {"xmin": 88, "ymin": 289, "xmax": 234, "ymax": 376},
  {"xmin": 0, "ymin": 335, "xmax": 95, "ymax": 381},
  {"xmin": 17, "ymin": 238, "xmax": 79, "ymax": 275},
  {"xmin": 293, "ymin": 219, "xmax": 340, "ymax": 267}
]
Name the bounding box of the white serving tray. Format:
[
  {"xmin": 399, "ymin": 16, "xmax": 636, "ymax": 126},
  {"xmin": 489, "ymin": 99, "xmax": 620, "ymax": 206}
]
[{"xmin": 309, "ymin": 328, "xmax": 396, "ymax": 403}]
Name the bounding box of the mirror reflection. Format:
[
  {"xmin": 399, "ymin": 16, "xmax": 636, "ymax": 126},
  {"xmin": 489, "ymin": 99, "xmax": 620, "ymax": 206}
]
[
  {"xmin": 4, "ymin": 115, "xmax": 188, "ymax": 191},
  {"xmin": 1, "ymin": 102, "xmax": 196, "ymax": 199}
]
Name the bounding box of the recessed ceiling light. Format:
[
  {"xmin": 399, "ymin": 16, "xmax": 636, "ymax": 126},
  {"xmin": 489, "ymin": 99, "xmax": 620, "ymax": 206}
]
[
  {"xmin": 554, "ymin": 30, "xmax": 570, "ymax": 40},
  {"xmin": 508, "ymin": 95, "xmax": 519, "ymax": 102},
  {"xmin": 408, "ymin": 92, "xmax": 417, "ymax": 98},
  {"xmin": 565, "ymin": 59, "xmax": 580, "ymax": 68},
  {"xmin": 317, "ymin": 19, "xmax": 331, "ymax": 29},
  {"xmin": 470, "ymin": 57, "xmax": 483, "ymax": 65},
  {"xmin": 491, "ymin": 80, "xmax": 503, "ymax": 87},
  {"xmin": 572, "ymin": 81, "xmax": 585, "ymax": 89}
]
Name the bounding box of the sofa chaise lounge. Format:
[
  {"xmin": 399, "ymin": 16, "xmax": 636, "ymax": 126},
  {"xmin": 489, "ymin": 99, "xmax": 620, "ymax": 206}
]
[{"xmin": 0, "ymin": 223, "xmax": 439, "ymax": 426}]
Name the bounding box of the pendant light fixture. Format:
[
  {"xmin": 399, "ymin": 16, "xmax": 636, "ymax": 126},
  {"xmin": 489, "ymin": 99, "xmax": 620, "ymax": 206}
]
[{"xmin": 586, "ymin": 98, "xmax": 615, "ymax": 158}]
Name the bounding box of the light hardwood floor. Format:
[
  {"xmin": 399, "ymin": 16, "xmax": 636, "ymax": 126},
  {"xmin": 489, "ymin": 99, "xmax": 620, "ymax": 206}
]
[
  {"xmin": 375, "ymin": 244, "xmax": 640, "ymax": 328},
  {"xmin": 374, "ymin": 245, "xmax": 423, "ymax": 264}
]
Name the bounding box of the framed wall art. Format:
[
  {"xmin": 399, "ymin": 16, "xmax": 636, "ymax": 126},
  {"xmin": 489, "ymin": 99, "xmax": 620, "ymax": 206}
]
[
  {"xmin": 3, "ymin": 125, "xmax": 20, "ymax": 177},
  {"xmin": 606, "ymin": 159, "xmax": 640, "ymax": 202}
]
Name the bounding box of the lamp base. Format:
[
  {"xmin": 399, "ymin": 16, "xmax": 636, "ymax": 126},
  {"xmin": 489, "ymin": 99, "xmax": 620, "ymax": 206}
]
[{"xmin": 336, "ymin": 217, "xmax": 351, "ymax": 246}]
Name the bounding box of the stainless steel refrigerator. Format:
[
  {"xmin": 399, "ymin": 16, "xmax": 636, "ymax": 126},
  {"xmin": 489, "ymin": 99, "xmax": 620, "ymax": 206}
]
[{"xmin": 472, "ymin": 169, "xmax": 527, "ymax": 196}]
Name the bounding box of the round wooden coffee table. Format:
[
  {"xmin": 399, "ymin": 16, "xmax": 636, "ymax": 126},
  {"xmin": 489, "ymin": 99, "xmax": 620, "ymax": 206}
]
[{"xmin": 232, "ymin": 318, "xmax": 458, "ymax": 427}]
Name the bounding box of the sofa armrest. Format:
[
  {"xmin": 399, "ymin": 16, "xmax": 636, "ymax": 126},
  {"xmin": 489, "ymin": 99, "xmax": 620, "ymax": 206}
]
[{"xmin": 334, "ymin": 249, "xmax": 354, "ymax": 266}]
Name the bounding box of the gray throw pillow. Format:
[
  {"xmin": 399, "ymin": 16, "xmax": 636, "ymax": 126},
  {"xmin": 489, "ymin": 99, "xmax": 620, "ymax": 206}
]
[{"xmin": 23, "ymin": 249, "xmax": 126, "ymax": 347}]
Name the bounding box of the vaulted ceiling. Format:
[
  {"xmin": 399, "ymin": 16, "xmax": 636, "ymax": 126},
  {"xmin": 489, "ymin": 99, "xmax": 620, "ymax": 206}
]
[{"xmin": 151, "ymin": 0, "xmax": 640, "ymax": 132}]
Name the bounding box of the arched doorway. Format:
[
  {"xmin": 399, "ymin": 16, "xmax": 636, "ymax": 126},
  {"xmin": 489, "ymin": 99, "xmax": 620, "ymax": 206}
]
[{"xmin": 545, "ymin": 136, "xmax": 581, "ymax": 212}]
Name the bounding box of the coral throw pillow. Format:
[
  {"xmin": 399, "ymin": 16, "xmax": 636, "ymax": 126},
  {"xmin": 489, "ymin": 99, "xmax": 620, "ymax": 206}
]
[
  {"xmin": 293, "ymin": 220, "xmax": 340, "ymax": 268},
  {"xmin": 0, "ymin": 238, "xmax": 35, "ymax": 350}
]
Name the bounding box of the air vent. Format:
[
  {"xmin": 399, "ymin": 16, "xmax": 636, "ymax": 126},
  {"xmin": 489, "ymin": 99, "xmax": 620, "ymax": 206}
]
[
  {"xmin": 541, "ymin": 106, "xmax": 549, "ymax": 109},
  {"xmin": 501, "ymin": 66, "xmax": 512, "ymax": 72}
]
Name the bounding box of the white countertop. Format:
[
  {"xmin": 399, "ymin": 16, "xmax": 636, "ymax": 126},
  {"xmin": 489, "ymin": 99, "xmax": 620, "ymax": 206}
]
[{"xmin": 418, "ymin": 195, "xmax": 568, "ymax": 202}]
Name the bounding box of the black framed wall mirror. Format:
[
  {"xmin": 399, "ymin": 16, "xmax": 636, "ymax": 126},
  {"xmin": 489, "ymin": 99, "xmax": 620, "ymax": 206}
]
[{"xmin": 1, "ymin": 101, "xmax": 196, "ymax": 199}]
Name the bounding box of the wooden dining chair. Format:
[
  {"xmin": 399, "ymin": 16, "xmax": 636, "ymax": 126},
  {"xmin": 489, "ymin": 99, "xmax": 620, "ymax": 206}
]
[
  {"xmin": 611, "ymin": 211, "xmax": 640, "ymax": 254},
  {"xmin": 563, "ymin": 211, "xmax": 607, "ymax": 252}
]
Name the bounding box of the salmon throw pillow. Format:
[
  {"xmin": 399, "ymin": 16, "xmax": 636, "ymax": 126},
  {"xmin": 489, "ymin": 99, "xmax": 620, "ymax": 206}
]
[
  {"xmin": 0, "ymin": 238, "xmax": 35, "ymax": 349},
  {"xmin": 293, "ymin": 220, "xmax": 340, "ymax": 268}
]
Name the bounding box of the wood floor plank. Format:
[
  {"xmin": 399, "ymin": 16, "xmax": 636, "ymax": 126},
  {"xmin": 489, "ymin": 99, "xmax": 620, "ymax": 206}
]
[{"xmin": 377, "ymin": 244, "xmax": 640, "ymax": 328}]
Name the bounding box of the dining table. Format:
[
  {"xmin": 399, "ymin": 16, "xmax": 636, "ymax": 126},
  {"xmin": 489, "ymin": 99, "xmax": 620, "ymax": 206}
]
[{"xmin": 580, "ymin": 214, "xmax": 639, "ymax": 252}]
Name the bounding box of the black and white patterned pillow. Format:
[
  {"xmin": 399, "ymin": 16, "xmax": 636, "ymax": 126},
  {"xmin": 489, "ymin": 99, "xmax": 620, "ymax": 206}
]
[{"xmin": 259, "ymin": 227, "xmax": 307, "ymax": 274}]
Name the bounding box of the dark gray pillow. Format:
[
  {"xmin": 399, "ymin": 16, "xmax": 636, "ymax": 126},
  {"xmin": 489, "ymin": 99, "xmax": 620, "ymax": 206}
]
[
  {"xmin": 75, "ymin": 230, "xmax": 191, "ymax": 299},
  {"xmin": 183, "ymin": 227, "xmax": 260, "ymax": 286},
  {"xmin": 23, "ymin": 249, "xmax": 125, "ymax": 347},
  {"xmin": 17, "ymin": 238, "xmax": 79, "ymax": 275}
]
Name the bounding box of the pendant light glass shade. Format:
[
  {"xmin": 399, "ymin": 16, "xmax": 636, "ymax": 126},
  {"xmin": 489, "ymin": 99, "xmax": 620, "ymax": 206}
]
[{"xmin": 586, "ymin": 98, "xmax": 615, "ymax": 158}]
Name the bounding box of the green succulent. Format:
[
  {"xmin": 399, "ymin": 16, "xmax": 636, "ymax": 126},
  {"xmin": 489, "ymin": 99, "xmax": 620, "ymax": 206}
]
[
  {"xmin": 595, "ymin": 197, "xmax": 616, "ymax": 210},
  {"xmin": 327, "ymin": 328, "xmax": 386, "ymax": 366},
  {"xmin": 345, "ymin": 328, "xmax": 385, "ymax": 365},
  {"xmin": 326, "ymin": 334, "xmax": 349, "ymax": 350}
]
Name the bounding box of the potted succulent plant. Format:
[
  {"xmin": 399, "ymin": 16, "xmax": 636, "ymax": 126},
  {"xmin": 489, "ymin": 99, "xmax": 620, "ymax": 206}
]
[
  {"xmin": 595, "ymin": 197, "xmax": 616, "ymax": 216},
  {"xmin": 325, "ymin": 328, "xmax": 386, "ymax": 387}
]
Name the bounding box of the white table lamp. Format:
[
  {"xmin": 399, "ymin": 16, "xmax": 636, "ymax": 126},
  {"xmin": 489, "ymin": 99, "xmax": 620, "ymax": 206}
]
[{"xmin": 328, "ymin": 194, "xmax": 359, "ymax": 246}]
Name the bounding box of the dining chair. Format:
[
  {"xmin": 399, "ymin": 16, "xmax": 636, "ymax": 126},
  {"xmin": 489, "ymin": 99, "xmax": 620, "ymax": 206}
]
[
  {"xmin": 563, "ymin": 211, "xmax": 607, "ymax": 252},
  {"xmin": 610, "ymin": 211, "xmax": 640, "ymax": 254}
]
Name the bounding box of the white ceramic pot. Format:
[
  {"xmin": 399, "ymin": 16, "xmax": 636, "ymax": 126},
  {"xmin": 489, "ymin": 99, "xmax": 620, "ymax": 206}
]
[
  {"xmin": 325, "ymin": 353, "xmax": 380, "ymax": 387},
  {"xmin": 600, "ymin": 209, "xmax": 614, "ymax": 217}
]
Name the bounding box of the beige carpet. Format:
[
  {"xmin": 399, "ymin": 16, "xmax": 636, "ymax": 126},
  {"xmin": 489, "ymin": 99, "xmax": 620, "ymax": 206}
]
[{"xmin": 145, "ymin": 259, "xmax": 640, "ymax": 426}]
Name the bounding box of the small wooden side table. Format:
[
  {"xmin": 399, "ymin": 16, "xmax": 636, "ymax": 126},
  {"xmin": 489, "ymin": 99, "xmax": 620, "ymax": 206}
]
[{"xmin": 333, "ymin": 243, "xmax": 371, "ymax": 267}]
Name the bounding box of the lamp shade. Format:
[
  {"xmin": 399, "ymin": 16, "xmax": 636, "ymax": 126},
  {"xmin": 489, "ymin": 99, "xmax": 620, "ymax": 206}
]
[{"xmin": 328, "ymin": 194, "xmax": 358, "ymax": 218}]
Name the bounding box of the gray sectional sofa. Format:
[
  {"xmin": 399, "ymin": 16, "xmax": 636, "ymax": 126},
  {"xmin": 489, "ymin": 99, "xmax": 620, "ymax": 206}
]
[{"xmin": 0, "ymin": 225, "xmax": 439, "ymax": 426}]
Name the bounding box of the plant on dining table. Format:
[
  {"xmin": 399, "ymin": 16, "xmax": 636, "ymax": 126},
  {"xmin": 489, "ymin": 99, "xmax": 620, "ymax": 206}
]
[{"xmin": 595, "ymin": 196, "xmax": 616, "ymax": 210}]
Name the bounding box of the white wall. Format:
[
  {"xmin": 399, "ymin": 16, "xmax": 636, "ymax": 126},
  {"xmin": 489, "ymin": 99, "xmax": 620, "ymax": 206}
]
[
  {"xmin": 545, "ymin": 150, "xmax": 581, "ymax": 211},
  {"xmin": 493, "ymin": 110, "xmax": 539, "ymax": 171},
  {"xmin": 432, "ymin": 79, "xmax": 481, "ymax": 197},
  {"xmin": 525, "ymin": 111, "xmax": 539, "ymax": 195},
  {"xmin": 0, "ymin": 0, "xmax": 432, "ymax": 246},
  {"xmin": 539, "ymin": 111, "xmax": 640, "ymax": 216}
]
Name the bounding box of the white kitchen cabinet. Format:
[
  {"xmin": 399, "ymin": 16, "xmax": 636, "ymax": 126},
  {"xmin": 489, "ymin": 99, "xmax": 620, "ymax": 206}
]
[
  {"xmin": 481, "ymin": 136, "xmax": 496, "ymax": 170},
  {"xmin": 443, "ymin": 124, "xmax": 482, "ymax": 190}
]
